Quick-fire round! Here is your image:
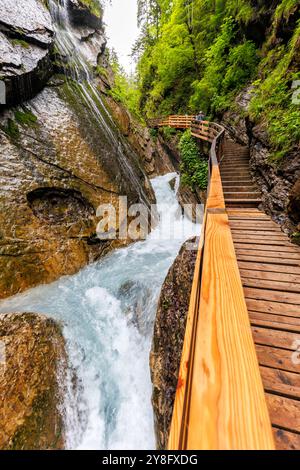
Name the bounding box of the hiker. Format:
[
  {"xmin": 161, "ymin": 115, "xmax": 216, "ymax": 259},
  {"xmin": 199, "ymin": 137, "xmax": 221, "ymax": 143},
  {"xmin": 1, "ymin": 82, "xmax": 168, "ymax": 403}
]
[{"xmin": 196, "ymin": 111, "xmax": 205, "ymax": 122}]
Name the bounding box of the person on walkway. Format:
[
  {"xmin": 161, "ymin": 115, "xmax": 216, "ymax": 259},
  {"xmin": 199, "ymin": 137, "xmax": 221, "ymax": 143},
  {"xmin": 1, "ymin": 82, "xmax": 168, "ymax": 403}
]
[{"xmin": 196, "ymin": 111, "xmax": 205, "ymax": 122}]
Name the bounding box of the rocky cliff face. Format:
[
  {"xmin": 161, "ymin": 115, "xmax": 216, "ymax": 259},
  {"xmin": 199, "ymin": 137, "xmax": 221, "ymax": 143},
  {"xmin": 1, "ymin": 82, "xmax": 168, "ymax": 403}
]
[
  {"xmin": 222, "ymin": 88, "xmax": 300, "ymax": 240},
  {"xmin": 0, "ymin": 0, "xmax": 156, "ymax": 298},
  {"xmin": 0, "ymin": 0, "xmax": 54, "ymax": 106},
  {"xmin": 150, "ymin": 238, "xmax": 197, "ymax": 449},
  {"xmin": 0, "ymin": 312, "xmax": 66, "ymax": 449}
]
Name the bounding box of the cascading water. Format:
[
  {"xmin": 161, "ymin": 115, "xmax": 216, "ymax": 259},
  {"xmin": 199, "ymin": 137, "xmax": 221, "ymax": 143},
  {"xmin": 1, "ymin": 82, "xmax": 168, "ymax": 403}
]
[
  {"xmin": 48, "ymin": 0, "xmax": 151, "ymax": 206},
  {"xmin": 0, "ymin": 173, "xmax": 201, "ymax": 449}
]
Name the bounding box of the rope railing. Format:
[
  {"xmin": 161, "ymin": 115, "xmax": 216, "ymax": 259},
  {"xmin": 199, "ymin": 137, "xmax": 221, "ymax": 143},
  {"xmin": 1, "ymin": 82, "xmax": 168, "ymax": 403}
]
[{"xmin": 150, "ymin": 116, "xmax": 275, "ymax": 450}]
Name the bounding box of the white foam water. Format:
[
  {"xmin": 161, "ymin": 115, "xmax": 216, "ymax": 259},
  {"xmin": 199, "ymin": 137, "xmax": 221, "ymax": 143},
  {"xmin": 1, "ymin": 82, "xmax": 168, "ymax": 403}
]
[{"xmin": 0, "ymin": 173, "xmax": 201, "ymax": 449}]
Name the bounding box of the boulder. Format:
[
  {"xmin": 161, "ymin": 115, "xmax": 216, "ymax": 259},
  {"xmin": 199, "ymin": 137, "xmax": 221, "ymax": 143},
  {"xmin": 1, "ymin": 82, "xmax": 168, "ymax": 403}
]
[
  {"xmin": 0, "ymin": 312, "xmax": 66, "ymax": 450},
  {"xmin": 0, "ymin": 0, "xmax": 54, "ymax": 106},
  {"xmin": 150, "ymin": 238, "xmax": 198, "ymax": 449}
]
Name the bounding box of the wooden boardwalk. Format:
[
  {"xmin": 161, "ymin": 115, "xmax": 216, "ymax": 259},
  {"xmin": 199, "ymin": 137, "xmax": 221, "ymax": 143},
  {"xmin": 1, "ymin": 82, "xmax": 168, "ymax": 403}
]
[
  {"xmin": 229, "ymin": 208, "xmax": 300, "ymax": 450},
  {"xmin": 150, "ymin": 116, "xmax": 300, "ymax": 450}
]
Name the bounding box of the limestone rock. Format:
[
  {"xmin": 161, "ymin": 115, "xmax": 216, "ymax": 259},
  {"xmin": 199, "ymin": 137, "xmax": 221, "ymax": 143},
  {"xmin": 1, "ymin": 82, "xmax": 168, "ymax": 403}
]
[
  {"xmin": 104, "ymin": 95, "xmax": 178, "ymax": 177},
  {"xmin": 0, "ymin": 0, "xmax": 54, "ymax": 106},
  {"xmin": 150, "ymin": 238, "xmax": 198, "ymax": 449},
  {"xmin": 177, "ymin": 182, "xmax": 206, "ymax": 223},
  {"xmin": 0, "ymin": 82, "xmax": 155, "ymax": 299},
  {"xmin": 0, "ymin": 312, "xmax": 66, "ymax": 450}
]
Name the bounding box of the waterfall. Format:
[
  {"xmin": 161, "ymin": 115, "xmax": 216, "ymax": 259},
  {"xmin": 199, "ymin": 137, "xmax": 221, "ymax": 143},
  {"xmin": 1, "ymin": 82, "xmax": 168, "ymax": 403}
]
[
  {"xmin": 48, "ymin": 0, "xmax": 151, "ymax": 207},
  {"xmin": 0, "ymin": 173, "xmax": 201, "ymax": 449}
]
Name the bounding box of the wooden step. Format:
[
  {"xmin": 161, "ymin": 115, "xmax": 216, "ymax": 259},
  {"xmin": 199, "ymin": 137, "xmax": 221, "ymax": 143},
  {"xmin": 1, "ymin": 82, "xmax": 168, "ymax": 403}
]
[
  {"xmin": 222, "ymin": 180, "xmax": 254, "ymax": 186},
  {"xmin": 223, "ymin": 185, "xmax": 258, "ymax": 192},
  {"xmin": 226, "ymin": 199, "xmax": 261, "ymax": 208},
  {"xmin": 224, "ymin": 192, "xmax": 261, "ymax": 199}
]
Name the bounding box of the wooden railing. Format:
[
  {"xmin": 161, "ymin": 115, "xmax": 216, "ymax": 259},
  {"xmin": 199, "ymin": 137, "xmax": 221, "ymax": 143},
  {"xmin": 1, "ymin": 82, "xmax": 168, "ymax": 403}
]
[{"xmin": 150, "ymin": 116, "xmax": 275, "ymax": 450}]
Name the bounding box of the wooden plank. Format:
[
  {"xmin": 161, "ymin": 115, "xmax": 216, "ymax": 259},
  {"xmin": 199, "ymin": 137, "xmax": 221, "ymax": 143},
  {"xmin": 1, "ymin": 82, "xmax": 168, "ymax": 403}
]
[
  {"xmin": 206, "ymin": 165, "xmax": 225, "ymax": 209},
  {"xmin": 240, "ymin": 269, "xmax": 300, "ymax": 284},
  {"xmin": 237, "ymin": 253, "xmax": 300, "ymax": 266},
  {"xmin": 184, "ymin": 212, "xmax": 274, "ymax": 450},
  {"xmin": 230, "ymin": 223, "xmax": 281, "ymax": 230},
  {"xmin": 242, "ymin": 277, "xmax": 300, "ymax": 294},
  {"xmin": 232, "ymin": 230, "xmax": 285, "ymax": 237},
  {"xmin": 235, "ymin": 243, "xmax": 300, "ymax": 254},
  {"xmin": 244, "ymin": 287, "xmax": 300, "ymax": 305},
  {"xmin": 266, "ymin": 393, "xmax": 300, "ymax": 433},
  {"xmin": 235, "ymin": 238, "xmax": 291, "ymax": 246},
  {"xmin": 238, "ymin": 261, "xmax": 300, "ymax": 275},
  {"xmin": 246, "ymin": 298, "xmax": 300, "ymax": 317},
  {"xmin": 273, "ymin": 428, "xmax": 300, "ymax": 450},
  {"xmin": 256, "ymin": 344, "xmax": 300, "ymax": 374},
  {"xmin": 260, "ymin": 366, "xmax": 300, "ymax": 399},
  {"xmin": 236, "ymin": 247, "xmax": 300, "ymax": 260},
  {"xmin": 250, "ymin": 311, "xmax": 300, "ymax": 333},
  {"xmin": 252, "ymin": 326, "xmax": 300, "ymax": 350},
  {"xmin": 232, "ymin": 231, "xmax": 288, "ymax": 239}
]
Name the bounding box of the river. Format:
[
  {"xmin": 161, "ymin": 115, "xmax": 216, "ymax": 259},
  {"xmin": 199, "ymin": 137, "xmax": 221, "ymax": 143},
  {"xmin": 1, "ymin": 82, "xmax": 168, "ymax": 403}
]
[{"xmin": 0, "ymin": 173, "xmax": 201, "ymax": 449}]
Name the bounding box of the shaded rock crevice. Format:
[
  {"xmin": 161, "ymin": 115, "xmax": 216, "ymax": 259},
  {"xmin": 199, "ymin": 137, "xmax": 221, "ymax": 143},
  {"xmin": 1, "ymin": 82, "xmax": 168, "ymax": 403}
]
[{"xmin": 150, "ymin": 238, "xmax": 198, "ymax": 449}]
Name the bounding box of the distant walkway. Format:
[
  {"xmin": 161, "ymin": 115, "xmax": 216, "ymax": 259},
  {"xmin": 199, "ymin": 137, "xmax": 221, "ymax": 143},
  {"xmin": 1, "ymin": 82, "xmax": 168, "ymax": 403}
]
[{"xmin": 151, "ymin": 115, "xmax": 300, "ymax": 450}]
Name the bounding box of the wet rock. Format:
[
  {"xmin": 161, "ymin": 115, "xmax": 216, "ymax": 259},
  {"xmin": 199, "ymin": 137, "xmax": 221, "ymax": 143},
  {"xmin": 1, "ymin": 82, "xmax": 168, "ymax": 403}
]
[
  {"xmin": 103, "ymin": 95, "xmax": 177, "ymax": 177},
  {"xmin": 0, "ymin": 312, "xmax": 66, "ymax": 449},
  {"xmin": 68, "ymin": 0, "xmax": 103, "ymax": 29},
  {"xmin": 118, "ymin": 280, "xmax": 153, "ymax": 335},
  {"xmin": 0, "ymin": 0, "xmax": 54, "ymax": 106},
  {"xmin": 0, "ymin": 82, "xmax": 155, "ymax": 299},
  {"xmin": 150, "ymin": 238, "xmax": 198, "ymax": 449},
  {"xmin": 177, "ymin": 183, "xmax": 206, "ymax": 223}
]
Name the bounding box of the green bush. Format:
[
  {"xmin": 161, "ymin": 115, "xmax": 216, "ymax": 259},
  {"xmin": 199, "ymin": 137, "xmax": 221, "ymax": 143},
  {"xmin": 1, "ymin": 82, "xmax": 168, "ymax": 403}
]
[{"xmin": 179, "ymin": 130, "xmax": 208, "ymax": 190}]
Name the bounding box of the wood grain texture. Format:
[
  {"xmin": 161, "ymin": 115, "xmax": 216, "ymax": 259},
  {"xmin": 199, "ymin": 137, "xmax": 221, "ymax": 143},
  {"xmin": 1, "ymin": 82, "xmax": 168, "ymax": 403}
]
[{"xmin": 184, "ymin": 212, "xmax": 274, "ymax": 450}]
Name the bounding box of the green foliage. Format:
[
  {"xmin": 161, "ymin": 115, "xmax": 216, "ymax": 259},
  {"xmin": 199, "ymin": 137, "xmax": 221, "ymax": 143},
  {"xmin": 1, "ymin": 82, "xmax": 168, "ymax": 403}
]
[
  {"xmin": 15, "ymin": 107, "xmax": 38, "ymax": 126},
  {"xmin": 11, "ymin": 39, "xmax": 30, "ymax": 48},
  {"xmin": 160, "ymin": 126, "xmax": 177, "ymax": 141},
  {"xmin": 1, "ymin": 119, "xmax": 20, "ymax": 139},
  {"xmin": 108, "ymin": 52, "xmax": 143, "ymax": 121},
  {"xmin": 79, "ymin": 0, "xmax": 102, "ymax": 18},
  {"xmin": 179, "ymin": 130, "xmax": 208, "ymax": 190},
  {"xmin": 249, "ymin": 21, "xmax": 300, "ymax": 159},
  {"xmin": 135, "ymin": 0, "xmax": 300, "ymax": 160}
]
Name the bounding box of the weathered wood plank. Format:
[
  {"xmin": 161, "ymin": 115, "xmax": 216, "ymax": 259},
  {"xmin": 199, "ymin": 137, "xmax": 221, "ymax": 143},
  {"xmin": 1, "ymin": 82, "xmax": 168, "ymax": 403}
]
[
  {"xmin": 240, "ymin": 269, "xmax": 300, "ymax": 284},
  {"xmin": 273, "ymin": 428, "xmax": 300, "ymax": 451},
  {"xmin": 237, "ymin": 253, "xmax": 300, "ymax": 266},
  {"xmin": 242, "ymin": 277, "xmax": 300, "ymax": 294},
  {"xmin": 260, "ymin": 366, "xmax": 300, "ymax": 399},
  {"xmin": 250, "ymin": 311, "xmax": 300, "ymax": 333},
  {"xmin": 235, "ymin": 243, "xmax": 300, "ymax": 254},
  {"xmin": 266, "ymin": 393, "xmax": 300, "ymax": 432},
  {"xmin": 238, "ymin": 261, "xmax": 300, "ymax": 275},
  {"xmin": 252, "ymin": 326, "xmax": 300, "ymax": 350},
  {"xmin": 236, "ymin": 249, "xmax": 300, "ymax": 260},
  {"xmin": 256, "ymin": 344, "xmax": 300, "ymax": 374},
  {"xmin": 246, "ymin": 298, "xmax": 300, "ymax": 317},
  {"xmin": 244, "ymin": 287, "xmax": 300, "ymax": 305}
]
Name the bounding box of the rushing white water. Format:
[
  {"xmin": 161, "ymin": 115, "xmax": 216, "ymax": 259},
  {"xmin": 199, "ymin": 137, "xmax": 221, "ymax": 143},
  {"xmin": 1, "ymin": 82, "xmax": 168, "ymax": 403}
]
[{"xmin": 0, "ymin": 173, "xmax": 201, "ymax": 449}]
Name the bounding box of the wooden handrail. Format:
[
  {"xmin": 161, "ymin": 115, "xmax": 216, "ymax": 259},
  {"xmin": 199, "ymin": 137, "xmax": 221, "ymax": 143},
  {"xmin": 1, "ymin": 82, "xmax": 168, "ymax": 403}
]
[{"xmin": 151, "ymin": 116, "xmax": 275, "ymax": 450}]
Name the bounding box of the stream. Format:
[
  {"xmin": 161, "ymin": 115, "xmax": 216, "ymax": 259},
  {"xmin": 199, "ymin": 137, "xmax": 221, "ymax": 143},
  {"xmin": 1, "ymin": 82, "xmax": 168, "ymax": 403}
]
[{"xmin": 0, "ymin": 173, "xmax": 201, "ymax": 449}]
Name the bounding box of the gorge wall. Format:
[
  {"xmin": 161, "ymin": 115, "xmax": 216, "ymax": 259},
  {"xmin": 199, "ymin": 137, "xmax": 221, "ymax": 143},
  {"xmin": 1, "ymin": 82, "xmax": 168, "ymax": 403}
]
[{"xmin": 0, "ymin": 0, "xmax": 160, "ymax": 299}]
